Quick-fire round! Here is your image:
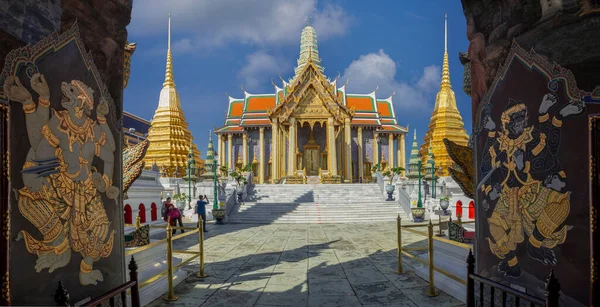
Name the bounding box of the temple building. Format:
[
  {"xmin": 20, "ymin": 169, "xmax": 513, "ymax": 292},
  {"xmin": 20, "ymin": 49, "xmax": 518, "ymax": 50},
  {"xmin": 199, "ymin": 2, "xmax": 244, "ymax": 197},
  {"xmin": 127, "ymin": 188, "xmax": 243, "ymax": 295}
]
[
  {"xmin": 420, "ymin": 15, "xmax": 469, "ymax": 176},
  {"xmin": 216, "ymin": 22, "xmax": 408, "ymax": 184},
  {"xmin": 143, "ymin": 15, "xmax": 203, "ymax": 177}
]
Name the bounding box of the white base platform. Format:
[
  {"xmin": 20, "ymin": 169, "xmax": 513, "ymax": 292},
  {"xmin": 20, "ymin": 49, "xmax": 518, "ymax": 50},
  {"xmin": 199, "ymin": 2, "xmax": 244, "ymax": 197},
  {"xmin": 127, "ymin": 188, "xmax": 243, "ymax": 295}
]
[{"xmin": 125, "ymin": 239, "xmax": 188, "ymax": 306}]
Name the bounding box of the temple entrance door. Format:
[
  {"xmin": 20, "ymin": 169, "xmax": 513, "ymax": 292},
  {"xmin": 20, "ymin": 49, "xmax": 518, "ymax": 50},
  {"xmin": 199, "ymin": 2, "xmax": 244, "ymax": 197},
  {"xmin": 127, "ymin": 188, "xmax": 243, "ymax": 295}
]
[
  {"xmin": 305, "ymin": 147, "xmax": 320, "ymax": 175},
  {"xmin": 303, "ymin": 129, "xmax": 320, "ymax": 176}
]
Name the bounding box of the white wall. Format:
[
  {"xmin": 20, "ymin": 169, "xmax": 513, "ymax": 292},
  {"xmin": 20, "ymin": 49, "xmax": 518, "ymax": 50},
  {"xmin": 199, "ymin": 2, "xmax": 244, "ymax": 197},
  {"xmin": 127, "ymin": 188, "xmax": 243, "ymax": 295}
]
[{"xmin": 123, "ymin": 170, "xmax": 165, "ymax": 223}]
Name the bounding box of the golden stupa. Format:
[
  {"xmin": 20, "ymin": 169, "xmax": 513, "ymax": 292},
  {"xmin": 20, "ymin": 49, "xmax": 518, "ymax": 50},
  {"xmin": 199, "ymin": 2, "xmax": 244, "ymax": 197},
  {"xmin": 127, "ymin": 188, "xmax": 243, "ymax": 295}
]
[
  {"xmin": 420, "ymin": 14, "xmax": 469, "ymax": 177},
  {"xmin": 143, "ymin": 14, "xmax": 203, "ymax": 177}
]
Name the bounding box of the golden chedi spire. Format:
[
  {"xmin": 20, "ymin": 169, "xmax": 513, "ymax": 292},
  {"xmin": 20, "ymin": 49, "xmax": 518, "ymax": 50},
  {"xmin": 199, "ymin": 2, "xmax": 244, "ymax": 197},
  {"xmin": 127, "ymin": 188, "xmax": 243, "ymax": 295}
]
[
  {"xmin": 143, "ymin": 13, "xmax": 203, "ymax": 177},
  {"xmin": 420, "ymin": 14, "xmax": 469, "ymax": 177}
]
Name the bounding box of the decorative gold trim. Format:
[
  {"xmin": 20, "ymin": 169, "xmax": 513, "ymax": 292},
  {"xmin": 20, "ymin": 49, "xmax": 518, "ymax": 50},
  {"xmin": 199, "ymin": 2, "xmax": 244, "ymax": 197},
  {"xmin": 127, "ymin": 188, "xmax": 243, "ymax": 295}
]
[
  {"xmin": 592, "ymin": 206, "xmax": 597, "ymax": 233},
  {"xmin": 507, "ymin": 257, "xmax": 518, "ymax": 267},
  {"xmin": 22, "ymin": 102, "xmax": 36, "ymax": 114},
  {"xmin": 1, "ymin": 271, "xmax": 9, "ymax": 305},
  {"xmin": 38, "ymin": 97, "xmax": 50, "ymax": 107},
  {"xmin": 592, "ymin": 257, "xmax": 597, "ymax": 284},
  {"xmin": 2, "ymin": 209, "xmax": 9, "ymax": 241}
]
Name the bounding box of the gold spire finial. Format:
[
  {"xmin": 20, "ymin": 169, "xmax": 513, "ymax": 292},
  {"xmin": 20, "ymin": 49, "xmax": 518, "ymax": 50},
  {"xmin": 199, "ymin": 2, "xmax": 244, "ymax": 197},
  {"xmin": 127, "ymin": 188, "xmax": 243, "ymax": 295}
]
[
  {"xmin": 440, "ymin": 14, "xmax": 451, "ymax": 89},
  {"xmin": 163, "ymin": 13, "xmax": 175, "ymax": 87}
]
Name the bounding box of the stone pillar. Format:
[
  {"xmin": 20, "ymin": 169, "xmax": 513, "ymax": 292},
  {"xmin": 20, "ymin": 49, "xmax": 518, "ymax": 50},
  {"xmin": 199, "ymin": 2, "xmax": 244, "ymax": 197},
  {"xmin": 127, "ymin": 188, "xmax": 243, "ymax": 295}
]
[
  {"xmin": 358, "ymin": 127, "xmax": 363, "ymax": 180},
  {"xmin": 227, "ymin": 133, "xmax": 233, "ymax": 171},
  {"xmin": 242, "ymin": 133, "xmax": 248, "ymax": 166},
  {"xmin": 328, "ymin": 117, "xmax": 337, "ymax": 176},
  {"xmin": 344, "ymin": 118, "xmax": 351, "ymax": 180},
  {"xmin": 398, "ymin": 133, "xmax": 406, "ymax": 171},
  {"xmin": 388, "ymin": 133, "xmax": 394, "ymax": 169},
  {"xmin": 271, "ymin": 122, "xmax": 278, "ymax": 182},
  {"xmin": 259, "ymin": 127, "xmax": 265, "ymax": 184},
  {"xmin": 373, "ymin": 131, "xmax": 379, "ymax": 165}
]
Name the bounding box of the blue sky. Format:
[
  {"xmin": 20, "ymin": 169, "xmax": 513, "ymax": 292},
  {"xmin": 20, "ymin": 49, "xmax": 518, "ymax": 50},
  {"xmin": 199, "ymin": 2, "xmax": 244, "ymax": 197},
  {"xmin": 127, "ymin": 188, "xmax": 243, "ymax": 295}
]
[{"xmin": 124, "ymin": 0, "xmax": 471, "ymax": 162}]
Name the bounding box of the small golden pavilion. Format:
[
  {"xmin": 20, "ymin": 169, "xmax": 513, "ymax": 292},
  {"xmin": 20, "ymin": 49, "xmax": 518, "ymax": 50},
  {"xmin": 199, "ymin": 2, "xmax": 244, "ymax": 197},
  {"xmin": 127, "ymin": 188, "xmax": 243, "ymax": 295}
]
[{"xmin": 216, "ymin": 22, "xmax": 408, "ymax": 184}]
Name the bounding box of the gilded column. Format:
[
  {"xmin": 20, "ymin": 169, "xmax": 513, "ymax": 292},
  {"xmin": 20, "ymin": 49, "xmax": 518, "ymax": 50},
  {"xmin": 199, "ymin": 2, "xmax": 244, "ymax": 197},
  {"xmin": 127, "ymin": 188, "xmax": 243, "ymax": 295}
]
[
  {"xmin": 328, "ymin": 117, "xmax": 337, "ymax": 176},
  {"xmin": 373, "ymin": 131, "xmax": 379, "ymax": 165},
  {"xmin": 398, "ymin": 134, "xmax": 406, "ymax": 172},
  {"xmin": 344, "ymin": 118, "xmax": 351, "ymax": 180},
  {"xmin": 289, "ymin": 118, "xmax": 296, "ymax": 175},
  {"xmin": 388, "ymin": 133, "xmax": 394, "ymax": 169},
  {"xmin": 227, "ymin": 133, "xmax": 233, "ymax": 171},
  {"xmin": 357, "ymin": 127, "xmax": 363, "ymax": 180},
  {"xmin": 259, "ymin": 127, "xmax": 265, "ymax": 184},
  {"xmin": 271, "ymin": 122, "xmax": 278, "ymax": 182},
  {"xmin": 242, "ymin": 133, "xmax": 248, "ymax": 166},
  {"xmin": 217, "ymin": 134, "xmax": 223, "ymax": 166}
]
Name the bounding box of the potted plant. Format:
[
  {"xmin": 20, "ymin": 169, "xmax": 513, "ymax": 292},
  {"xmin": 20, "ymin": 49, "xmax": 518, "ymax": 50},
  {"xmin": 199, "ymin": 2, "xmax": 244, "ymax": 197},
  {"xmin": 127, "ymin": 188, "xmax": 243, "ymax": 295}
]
[
  {"xmin": 439, "ymin": 195, "xmax": 451, "ymax": 215},
  {"xmin": 212, "ymin": 202, "xmax": 226, "ymax": 224},
  {"xmin": 411, "ymin": 200, "xmax": 426, "ymax": 222},
  {"xmin": 230, "ymin": 164, "xmax": 250, "ymax": 202},
  {"xmin": 172, "ymin": 193, "xmax": 188, "ymax": 211}
]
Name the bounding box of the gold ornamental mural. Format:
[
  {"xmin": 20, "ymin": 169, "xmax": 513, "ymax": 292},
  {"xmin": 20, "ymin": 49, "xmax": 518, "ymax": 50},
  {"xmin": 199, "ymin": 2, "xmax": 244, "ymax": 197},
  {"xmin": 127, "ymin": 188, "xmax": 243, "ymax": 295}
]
[{"xmin": 0, "ymin": 24, "xmax": 125, "ymax": 305}]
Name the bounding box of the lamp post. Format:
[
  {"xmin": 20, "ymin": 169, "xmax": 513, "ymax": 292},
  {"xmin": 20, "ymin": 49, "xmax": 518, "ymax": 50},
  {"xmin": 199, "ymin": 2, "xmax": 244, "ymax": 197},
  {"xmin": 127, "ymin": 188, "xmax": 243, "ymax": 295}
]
[
  {"xmin": 430, "ymin": 154, "xmax": 436, "ymax": 199},
  {"xmin": 187, "ymin": 145, "xmax": 196, "ymax": 208},
  {"xmin": 213, "ymin": 154, "xmax": 218, "ymax": 210},
  {"xmin": 417, "ymin": 157, "xmax": 422, "ymax": 208}
]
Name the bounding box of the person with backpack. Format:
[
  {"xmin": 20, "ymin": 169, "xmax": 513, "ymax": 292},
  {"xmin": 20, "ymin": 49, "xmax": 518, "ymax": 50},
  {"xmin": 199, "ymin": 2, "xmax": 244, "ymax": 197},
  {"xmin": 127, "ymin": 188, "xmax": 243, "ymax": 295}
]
[
  {"xmin": 196, "ymin": 195, "xmax": 208, "ymax": 232},
  {"xmin": 163, "ymin": 197, "xmax": 184, "ymax": 235}
]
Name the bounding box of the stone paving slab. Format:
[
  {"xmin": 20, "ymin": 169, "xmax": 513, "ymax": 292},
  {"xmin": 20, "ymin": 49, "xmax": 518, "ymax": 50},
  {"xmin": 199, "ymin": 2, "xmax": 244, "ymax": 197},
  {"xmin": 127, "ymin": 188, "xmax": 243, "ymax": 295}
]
[{"xmin": 148, "ymin": 222, "xmax": 465, "ymax": 307}]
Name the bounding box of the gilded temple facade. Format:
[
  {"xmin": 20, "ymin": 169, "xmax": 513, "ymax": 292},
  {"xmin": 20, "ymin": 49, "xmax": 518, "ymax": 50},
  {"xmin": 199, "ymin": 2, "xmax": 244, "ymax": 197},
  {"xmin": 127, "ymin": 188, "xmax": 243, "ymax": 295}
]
[
  {"xmin": 216, "ymin": 23, "xmax": 408, "ymax": 184},
  {"xmin": 143, "ymin": 15, "xmax": 202, "ymax": 177},
  {"xmin": 420, "ymin": 15, "xmax": 469, "ymax": 177}
]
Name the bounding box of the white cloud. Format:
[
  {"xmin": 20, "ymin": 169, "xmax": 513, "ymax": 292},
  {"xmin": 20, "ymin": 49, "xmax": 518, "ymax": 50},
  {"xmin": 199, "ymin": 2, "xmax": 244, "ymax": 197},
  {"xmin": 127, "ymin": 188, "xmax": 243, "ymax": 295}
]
[
  {"xmin": 129, "ymin": 0, "xmax": 352, "ymax": 51},
  {"xmin": 238, "ymin": 51, "xmax": 290, "ymax": 90},
  {"xmin": 341, "ymin": 49, "xmax": 440, "ymax": 111}
]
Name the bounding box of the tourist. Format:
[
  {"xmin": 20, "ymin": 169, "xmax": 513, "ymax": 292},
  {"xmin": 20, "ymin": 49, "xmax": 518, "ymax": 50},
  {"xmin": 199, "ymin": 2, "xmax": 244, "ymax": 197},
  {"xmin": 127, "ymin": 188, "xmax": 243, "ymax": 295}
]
[
  {"xmin": 163, "ymin": 198, "xmax": 184, "ymax": 234},
  {"xmin": 196, "ymin": 195, "xmax": 208, "ymax": 232}
]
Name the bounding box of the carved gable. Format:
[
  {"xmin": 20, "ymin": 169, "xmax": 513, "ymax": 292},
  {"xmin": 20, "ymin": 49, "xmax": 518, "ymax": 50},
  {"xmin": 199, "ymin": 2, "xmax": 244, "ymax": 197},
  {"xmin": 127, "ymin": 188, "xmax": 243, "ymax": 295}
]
[{"xmin": 269, "ymin": 62, "xmax": 353, "ymax": 124}]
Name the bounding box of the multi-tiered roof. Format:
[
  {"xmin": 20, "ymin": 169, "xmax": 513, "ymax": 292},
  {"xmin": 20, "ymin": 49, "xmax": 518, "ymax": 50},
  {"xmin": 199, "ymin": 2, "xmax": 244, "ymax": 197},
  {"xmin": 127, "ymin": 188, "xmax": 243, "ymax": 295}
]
[{"xmin": 216, "ymin": 22, "xmax": 407, "ymax": 133}]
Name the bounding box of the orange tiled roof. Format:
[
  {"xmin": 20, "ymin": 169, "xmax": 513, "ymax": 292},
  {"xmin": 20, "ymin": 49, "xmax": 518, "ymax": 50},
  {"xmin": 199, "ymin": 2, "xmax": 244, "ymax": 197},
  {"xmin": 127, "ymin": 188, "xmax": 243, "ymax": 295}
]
[
  {"xmin": 347, "ymin": 96, "xmax": 376, "ymax": 112},
  {"xmin": 377, "ymin": 101, "xmax": 392, "ymax": 117},
  {"xmin": 246, "ymin": 96, "xmax": 275, "ymax": 112}
]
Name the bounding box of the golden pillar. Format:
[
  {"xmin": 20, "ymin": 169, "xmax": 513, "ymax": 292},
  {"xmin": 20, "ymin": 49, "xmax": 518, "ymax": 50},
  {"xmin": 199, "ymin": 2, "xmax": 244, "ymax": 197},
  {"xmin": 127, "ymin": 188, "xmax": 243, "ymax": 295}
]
[
  {"xmin": 242, "ymin": 133, "xmax": 248, "ymax": 166},
  {"xmin": 327, "ymin": 117, "xmax": 337, "ymax": 176},
  {"xmin": 388, "ymin": 133, "xmax": 395, "ymax": 169},
  {"xmin": 373, "ymin": 131, "xmax": 379, "ymax": 165},
  {"xmin": 344, "ymin": 118, "xmax": 351, "ymax": 180},
  {"xmin": 259, "ymin": 127, "xmax": 265, "ymax": 184},
  {"xmin": 279, "ymin": 127, "xmax": 285, "ymax": 178},
  {"xmin": 358, "ymin": 127, "xmax": 364, "ymax": 180},
  {"xmin": 217, "ymin": 135, "xmax": 223, "ymax": 167},
  {"xmin": 398, "ymin": 133, "xmax": 406, "ymax": 171},
  {"xmin": 288, "ymin": 117, "xmax": 297, "ymax": 175},
  {"xmin": 271, "ymin": 122, "xmax": 278, "ymax": 182},
  {"xmin": 227, "ymin": 133, "xmax": 233, "ymax": 171}
]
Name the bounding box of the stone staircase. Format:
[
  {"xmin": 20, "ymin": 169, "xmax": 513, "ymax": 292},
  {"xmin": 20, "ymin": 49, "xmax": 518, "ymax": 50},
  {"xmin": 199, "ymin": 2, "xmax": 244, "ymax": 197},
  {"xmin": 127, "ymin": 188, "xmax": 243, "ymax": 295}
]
[{"xmin": 228, "ymin": 183, "xmax": 410, "ymax": 224}]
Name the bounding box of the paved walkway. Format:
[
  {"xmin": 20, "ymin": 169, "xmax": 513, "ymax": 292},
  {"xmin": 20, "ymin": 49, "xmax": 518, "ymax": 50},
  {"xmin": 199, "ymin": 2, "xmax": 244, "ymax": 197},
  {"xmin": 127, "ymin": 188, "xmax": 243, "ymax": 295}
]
[{"xmin": 148, "ymin": 222, "xmax": 465, "ymax": 307}]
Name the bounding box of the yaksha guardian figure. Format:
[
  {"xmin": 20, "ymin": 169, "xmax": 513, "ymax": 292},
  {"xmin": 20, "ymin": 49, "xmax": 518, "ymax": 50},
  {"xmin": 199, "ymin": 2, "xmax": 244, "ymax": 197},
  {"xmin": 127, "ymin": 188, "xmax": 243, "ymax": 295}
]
[
  {"xmin": 4, "ymin": 73, "xmax": 118, "ymax": 286},
  {"xmin": 479, "ymin": 92, "xmax": 583, "ymax": 278}
]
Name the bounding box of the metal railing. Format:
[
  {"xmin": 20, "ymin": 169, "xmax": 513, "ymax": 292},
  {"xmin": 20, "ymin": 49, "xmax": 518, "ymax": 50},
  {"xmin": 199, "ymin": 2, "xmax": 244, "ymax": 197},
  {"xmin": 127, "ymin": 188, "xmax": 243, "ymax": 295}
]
[
  {"xmin": 53, "ymin": 257, "xmax": 140, "ymax": 307},
  {"xmin": 395, "ymin": 216, "xmax": 470, "ymax": 289},
  {"xmin": 466, "ymin": 250, "xmax": 559, "ymax": 307},
  {"xmin": 394, "ymin": 216, "xmax": 560, "ymax": 306},
  {"xmin": 124, "ymin": 216, "xmax": 208, "ymax": 301}
]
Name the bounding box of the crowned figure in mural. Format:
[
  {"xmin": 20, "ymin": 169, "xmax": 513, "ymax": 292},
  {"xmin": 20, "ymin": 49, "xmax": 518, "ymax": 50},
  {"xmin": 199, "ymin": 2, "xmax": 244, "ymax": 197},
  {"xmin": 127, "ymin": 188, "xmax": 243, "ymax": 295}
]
[
  {"xmin": 478, "ymin": 91, "xmax": 584, "ymax": 278},
  {"xmin": 4, "ymin": 72, "xmax": 118, "ymax": 286}
]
